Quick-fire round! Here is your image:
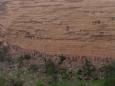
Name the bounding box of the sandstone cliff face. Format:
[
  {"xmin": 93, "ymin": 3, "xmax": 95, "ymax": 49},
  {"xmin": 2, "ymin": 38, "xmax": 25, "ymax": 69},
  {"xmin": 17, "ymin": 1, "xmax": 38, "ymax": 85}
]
[{"xmin": 0, "ymin": 0, "xmax": 115, "ymax": 57}]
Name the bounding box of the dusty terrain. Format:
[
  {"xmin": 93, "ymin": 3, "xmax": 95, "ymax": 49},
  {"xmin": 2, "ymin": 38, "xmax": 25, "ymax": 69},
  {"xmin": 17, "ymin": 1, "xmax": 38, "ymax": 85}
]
[{"xmin": 0, "ymin": 0, "xmax": 115, "ymax": 57}]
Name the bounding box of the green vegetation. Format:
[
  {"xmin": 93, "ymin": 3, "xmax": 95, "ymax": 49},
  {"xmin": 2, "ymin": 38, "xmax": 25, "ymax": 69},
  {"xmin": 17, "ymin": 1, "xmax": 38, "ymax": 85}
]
[
  {"xmin": 0, "ymin": 52, "xmax": 115, "ymax": 86},
  {"xmin": 36, "ymin": 80, "xmax": 45, "ymax": 86},
  {"xmin": 77, "ymin": 58, "xmax": 97, "ymax": 80}
]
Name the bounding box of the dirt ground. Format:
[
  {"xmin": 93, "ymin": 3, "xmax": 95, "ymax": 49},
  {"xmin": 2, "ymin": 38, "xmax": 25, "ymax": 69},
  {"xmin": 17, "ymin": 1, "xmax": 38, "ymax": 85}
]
[{"xmin": 0, "ymin": 0, "xmax": 115, "ymax": 57}]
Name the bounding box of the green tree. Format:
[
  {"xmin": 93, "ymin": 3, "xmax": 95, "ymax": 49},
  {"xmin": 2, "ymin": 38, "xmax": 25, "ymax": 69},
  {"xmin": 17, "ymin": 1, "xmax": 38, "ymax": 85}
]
[
  {"xmin": 58, "ymin": 54, "xmax": 66, "ymax": 65},
  {"xmin": 99, "ymin": 61, "xmax": 115, "ymax": 79},
  {"xmin": 45, "ymin": 59, "xmax": 58, "ymax": 84},
  {"xmin": 77, "ymin": 58, "xmax": 97, "ymax": 80}
]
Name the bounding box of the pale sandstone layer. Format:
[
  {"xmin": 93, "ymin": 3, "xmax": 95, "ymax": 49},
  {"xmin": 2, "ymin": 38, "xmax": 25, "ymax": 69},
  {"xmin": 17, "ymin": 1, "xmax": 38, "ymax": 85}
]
[{"xmin": 0, "ymin": 0, "xmax": 115, "ymax": 57}]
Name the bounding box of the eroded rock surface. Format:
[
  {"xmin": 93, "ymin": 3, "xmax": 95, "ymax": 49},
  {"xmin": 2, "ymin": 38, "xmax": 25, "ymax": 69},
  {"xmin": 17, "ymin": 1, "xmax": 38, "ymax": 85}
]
[{"xmin": 0, "ymin": 0, "xmax": 115, "ymax": 57}]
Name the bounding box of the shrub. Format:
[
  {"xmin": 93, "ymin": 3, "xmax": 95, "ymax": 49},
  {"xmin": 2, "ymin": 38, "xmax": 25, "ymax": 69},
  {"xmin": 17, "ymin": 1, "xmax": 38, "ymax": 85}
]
[
  {"xmin": 0, "ymin": 46, "xmax": 10, "ymax": 62},
  {"xmin": 104, "ymin": 78, "xmax": 115, "ymax": 86},
  {"xmin": 77, "ymin": 58, "xmax": 97, "ymax": 80},
  {"xmin": 0, "ymin": 76, "xmax": 7, "ymax": 86},
  {"xmin": 28, "ymin": 64, "xmax": 39, "ymax": 72},
  {"xmin": 22, "ymin": 54, "xmax": 32, "ymax": 60},
  {"xmin": 59, "ymin": 69, "xmax": 73, "ymax": 80},
  {"xmin": 99, "ymin": 61, "xmax": 115, "ymax": 78},
  {"xmin": 58, "ymin": 54, "xmax": 66, "ymax": 65},
  {"xmin": 45, "ymin": 59, "xmax": 57, "ymax": 75},
  {"xmin": 8, "ymin": 79, "xmax": 24, "ymax": 86},
  {"xmin": 44, "ymin": 59, "xmax": 59, "ymax": 84},
  {"xmin": 36, "ymin": 80, "xmax": 45, "ymax": 86}
]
